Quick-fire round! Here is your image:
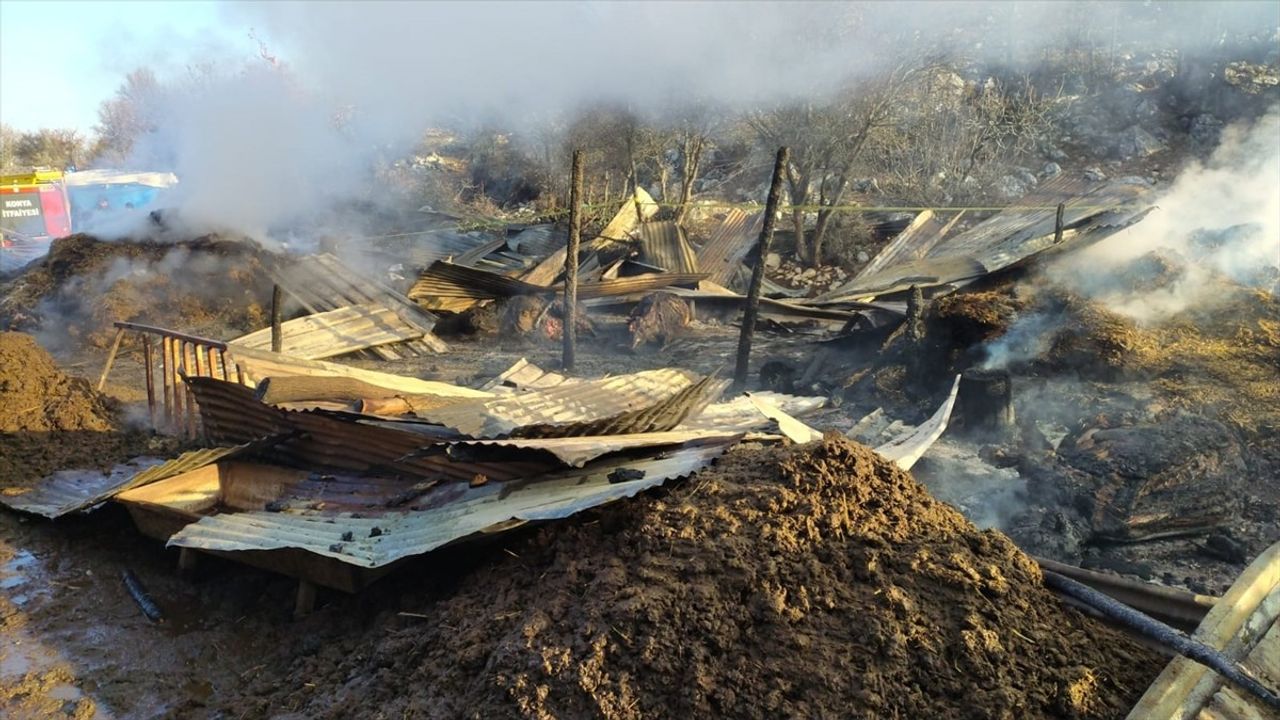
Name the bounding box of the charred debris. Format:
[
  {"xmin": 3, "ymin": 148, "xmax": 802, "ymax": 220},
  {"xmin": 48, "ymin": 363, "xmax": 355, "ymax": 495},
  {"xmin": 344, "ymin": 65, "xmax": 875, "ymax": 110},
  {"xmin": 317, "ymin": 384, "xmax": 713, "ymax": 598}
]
[{"xmin": 1, "ymin": 161, "xmax": 1279, "ymax": 717}]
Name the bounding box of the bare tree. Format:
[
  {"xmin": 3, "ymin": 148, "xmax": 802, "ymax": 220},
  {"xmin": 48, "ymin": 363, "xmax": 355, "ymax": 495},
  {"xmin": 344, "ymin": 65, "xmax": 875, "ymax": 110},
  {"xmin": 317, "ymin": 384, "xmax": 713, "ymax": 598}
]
[
  {"xmin": 92, "ymin": 68, "xmax": 160, "ymax": 165},
  {"xmin": 748, "ymin": 63, "xmax": 913, "ymax": 266}
]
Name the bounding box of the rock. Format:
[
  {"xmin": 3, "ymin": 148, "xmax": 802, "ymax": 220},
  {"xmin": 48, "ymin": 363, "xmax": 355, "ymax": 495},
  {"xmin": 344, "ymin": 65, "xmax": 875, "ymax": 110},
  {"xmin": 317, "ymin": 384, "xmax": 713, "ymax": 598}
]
[
  {"xmin": 801, "ymin": 268, "xmax": 817, "ymax": 280},
  {"xmin": 856, "ymin": 251, "xmax": 870, "ymax": 264},
  {"xmin": 1083, "ymin": 167, "xmax": 1108, "ymax": 182},
  {"xmin": 1188, "ymin": 113, "xmax": 1223, "ymax": 149},
  {"xmin": 1111, "ymin": 125, "xmax": 1165, "ymax": 160},
  {"xmin": 994, "ymin": 174, "xmax": 1032, "ymax": 199},
  {"xmin": 1040, "ymin": 162, "xmax": 1062, "ymax": 178},
  {"xmin": 764, "ymin": 252, "xmax": 782, "ymax": 270}
]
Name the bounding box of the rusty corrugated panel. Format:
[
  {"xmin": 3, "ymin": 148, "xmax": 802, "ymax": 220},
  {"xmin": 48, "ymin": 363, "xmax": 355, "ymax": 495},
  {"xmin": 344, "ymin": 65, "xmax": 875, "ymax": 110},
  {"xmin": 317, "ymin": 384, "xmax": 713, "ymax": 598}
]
[
  {"xmin": 448, "ymin": 430, "xmax": 743, "ymax": 467},
  {"xmin": 638, "ymin": 221, "xmax": 699, "ymax": 274},
  {"xmin": 523, "ymin": 189, "xmax": 659, "ymax": 286},
  {"xmin": 229, "ymin": 303, "xmax": 424, "ymax": 360},
  {"xmin": 166, "ymin": 441, "xmax": 732, "ymax": 568},
  {"xmin": 272, "ymin": 253, "xmax": 446, "ymax": 357},
  {"xmin": 407, "ymin": 261, "xmax": 545, "ymax": 307},
  {"xmin": 697, "ymin": 209, "xmax": 764, "ymax": 287},
  {"xmin": 576, "ymin": 272, "xmax": 707, "ymax": 299},
  {"xmin": 185, "ymin": 377, "xmax": 545, "ymax": 482},
  {"xmin": 418, "ymin": 369, "xmax": 721, "ymax": 439}
]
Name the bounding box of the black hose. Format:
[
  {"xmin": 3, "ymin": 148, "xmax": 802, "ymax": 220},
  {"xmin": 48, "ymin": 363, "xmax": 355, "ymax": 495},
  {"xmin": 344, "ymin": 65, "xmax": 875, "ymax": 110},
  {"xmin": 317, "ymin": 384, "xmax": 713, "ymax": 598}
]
[
  {"xmin": 1044, "ymin": 570, "xmax": 1280, "ymax": 711},
  {"xmin": 122, "ymin": 569, "xmax": 164, "ymax": 623}
]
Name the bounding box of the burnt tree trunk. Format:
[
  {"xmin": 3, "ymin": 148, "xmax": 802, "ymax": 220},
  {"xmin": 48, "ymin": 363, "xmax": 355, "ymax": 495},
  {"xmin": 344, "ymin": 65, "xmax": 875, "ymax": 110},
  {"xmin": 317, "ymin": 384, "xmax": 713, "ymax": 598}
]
[
  {"xmin": 957, "ymin": 368, "xmax": 1015, "ymax": 437},
  {"xmin": 563, "ymin": 149, "xmax": 585, "ymax": 371}
]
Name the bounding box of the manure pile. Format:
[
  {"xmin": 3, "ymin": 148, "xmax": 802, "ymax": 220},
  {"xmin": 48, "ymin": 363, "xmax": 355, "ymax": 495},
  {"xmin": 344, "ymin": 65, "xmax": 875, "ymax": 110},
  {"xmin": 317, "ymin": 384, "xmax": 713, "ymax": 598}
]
[
  {"xmin": 239, "ymin": 437, "xmax": 1163, "ymax": 720},
  {"xmin": 0, "ymin": 332, "xmax": 159, "ymax": 489}
]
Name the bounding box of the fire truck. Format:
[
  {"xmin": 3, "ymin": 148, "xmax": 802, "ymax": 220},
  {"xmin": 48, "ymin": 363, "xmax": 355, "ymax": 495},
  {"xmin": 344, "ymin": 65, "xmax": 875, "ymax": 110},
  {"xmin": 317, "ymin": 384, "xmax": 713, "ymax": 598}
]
[{"xmin": 0, "ymin": 169, "xmax": 176, "ymax": 272}]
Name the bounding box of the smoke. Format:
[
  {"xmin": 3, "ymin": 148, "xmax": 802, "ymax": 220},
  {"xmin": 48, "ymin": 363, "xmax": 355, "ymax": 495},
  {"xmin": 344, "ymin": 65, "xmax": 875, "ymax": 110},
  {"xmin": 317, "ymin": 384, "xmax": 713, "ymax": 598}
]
[
  {"xmin": 86, "ymin": 1, "xmax": 1277, "ymax": 245},
  {"xmin": 1049, "ymin": 105, "xmax": 1280, "ymax": 323}
]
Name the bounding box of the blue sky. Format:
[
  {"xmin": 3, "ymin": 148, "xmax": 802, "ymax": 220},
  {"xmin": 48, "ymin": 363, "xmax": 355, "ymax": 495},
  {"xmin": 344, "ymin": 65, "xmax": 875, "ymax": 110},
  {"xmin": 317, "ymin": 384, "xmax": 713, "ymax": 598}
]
[{"xmin": 0, "ymin": 0, "xmax": 257, "ymax": 133}]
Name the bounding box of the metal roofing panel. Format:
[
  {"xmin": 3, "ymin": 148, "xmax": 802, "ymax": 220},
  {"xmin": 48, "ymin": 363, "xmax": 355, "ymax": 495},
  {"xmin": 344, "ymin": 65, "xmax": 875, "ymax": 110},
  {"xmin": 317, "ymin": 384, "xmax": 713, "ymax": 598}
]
[
  {"xmin": 272, "ymin": 253, "xmax": 445, "ymax": 358},
  {"xmin": 854, "ymin": 210, "xmax": 963, "ymax": 282},
  {"xmin": 185, "ymin": 377, "xmax": 546, "ymax": 481},
  {"xmin": 745, "ymin": 394, "xmax": 823, "ymax": 443},
  {"xmin": 0, "ymin": 457, "xmax": 168, "ymax": 518},
  {"xmin": 678, "ymin": 392, "xmax": 828, "ymax": 433},
  {"xmin": 450, "ymin": 430, "xmax": 743, "ymax": 467},
  {"xmin": 229, "ymin": 303, "xmax": 424, "ymax": 359},
  {"xmin": 418, "ymin": 370, "xmax": 723, "ymax": 439},
  {"xmin": 638, "ymin": 221, "xmax": 699, "ymax": 274},
  {"xmin": 166, "ymin": 441, "xmax": 731, "ymax": 568},
  {"xmin": 478, "ymin": 358, "xmax": 576, "ymax": 393},
  {"xmin": 697, "ymin": 209, "xmax": 764, "ymax": 287},
  {"xmin": 523, "ymin": 189, "xmax": 659, "ymax": 286},
  {"xmin": 223, "ymin": 345, "xmax": 490, "ymax": 398},
  {"xmin": 408, "ymin": 261, "xmax": 545, "ymax": 305},
  {"xmin": 872, "ymin": 374, "xmax": 960, "ymax": 470}
]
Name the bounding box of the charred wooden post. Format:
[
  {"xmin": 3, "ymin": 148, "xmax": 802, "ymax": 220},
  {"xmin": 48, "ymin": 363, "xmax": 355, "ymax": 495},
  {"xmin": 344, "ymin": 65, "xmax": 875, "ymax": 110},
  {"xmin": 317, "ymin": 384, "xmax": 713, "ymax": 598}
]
[
  {"xmin": 270, "ymin": 284, "xmax": 284, "ymax": 353},
  {"xmin": 906, "ymin": 284, "xmax": 925, "ymax": 344},
  {"xmin": 1054, "ymin": 202, "xmax": 1065, "ymax": 245},
  {"xmin": 562, "ymin": 149, "xmax": 585, "ymax": 371},
  {"xmin": 957, "ymin": 368, "xmax": 1015, "ymax": 437},
  {"xmin": 96, "ymin": 327, "xmax": 126, "ymax": 391},
  {"xmin": 143, "ymin": 335, "xmax": 156, "ymax": 428},
  {"xmin": 294, "ymin": 579, "xmax": 318, "ymax": 619},
  {"xmin": 733, "ymin": 146, "xmax": 790, "ymax": 391}
]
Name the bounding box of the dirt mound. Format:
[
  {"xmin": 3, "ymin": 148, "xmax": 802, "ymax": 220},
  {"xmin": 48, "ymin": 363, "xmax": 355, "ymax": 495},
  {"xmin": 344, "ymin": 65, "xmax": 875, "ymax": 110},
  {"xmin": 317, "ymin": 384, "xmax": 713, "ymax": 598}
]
[
  {"xmin": 237, "ymin": 438, "xmax": 1161, "ymax": 720},
  {"xmin": 0, "ymin": 332, "xmax": 173, "ymax": 492},
  {"xmin": 0, "ymin": 233, "xmax": 274, "ymax": 349},
  {"xmin": 0, "ymin": 332, "xmax": 116, "ymax": 433}
]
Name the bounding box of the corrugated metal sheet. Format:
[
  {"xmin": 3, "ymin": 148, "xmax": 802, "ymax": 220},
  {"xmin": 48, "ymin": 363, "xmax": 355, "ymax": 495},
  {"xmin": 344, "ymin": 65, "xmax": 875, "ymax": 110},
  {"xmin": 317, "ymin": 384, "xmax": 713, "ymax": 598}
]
[
  {"xmin": 696, "ymin": 209, "xmax": 764, "ymax": 287},
  {"xmin": 577, "ymin": 273, "xmax": 706, "ymax": 299},
  {"xmin": 1126, "ymin": 540, "xmax": 1280, "ymax": 719},
  {"xmin": 523, "ymin": 189, "xmax": 659, "ymax": 286},
  {"xmin": 272, "ymin": 253, "xmax": 446, "ymax": 357},
  {"xmin": 229, "ymin": 303, "xmax": 424, "ymax": 359},
  {"xmin": 872, "ymin": 374, "xmax": 960, "ymax": 470},
  {"xmin": 638, "ymin": 221, "xmax": 699, "ymax": 274},
  {"xmin": 166, "ymin": 441, "xmax": 731, "ymax": 568},
  {"xmin": 813, "ymin": 177, "xmax": 1154, "ymax": 303},
  {"xmin": 478, "ymin": 358, "xmax": 577, "ymax": 393},
  {"xmin": 508, "ymin": 225, "xmax": 563, "ymax": 259},
  {"xmin": 745, "ymin": 394, "xmax": 823, "ymax": 443},
  {"xmin": 223, "ymin": 345, "xmax": 490, "ymax": 398},
  {"xmin": 854, "ymin": 210, "xmax": 963, "ymax": 282},
  {"xmin": 408, "ymin": 261, "xmax": 545, "ymax": 308},
  {"xmin": 0, "ymin": 458, "xmax": 168, "ymax": 518},
  {"xmin": 678, "ymin": 392, "xmax": 828, "ymax": 433},
  {"xmin": 418, "ymin": 370, "xmax": 724, "ymax": 439},
  {"xmin": 450, "ymin": 430, "xmax": 743, "ymax": 467},
  {"xmin": 186, "ymin": 377, "xmax": 548, "ymax": 482}
]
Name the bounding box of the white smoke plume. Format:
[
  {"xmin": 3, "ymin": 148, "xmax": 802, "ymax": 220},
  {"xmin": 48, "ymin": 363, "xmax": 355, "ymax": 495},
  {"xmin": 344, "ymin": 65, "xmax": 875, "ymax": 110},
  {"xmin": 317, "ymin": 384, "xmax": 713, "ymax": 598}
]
[{"xmin": 1049, "ymin": 105, "xmax": 1280, "ymax": 323}]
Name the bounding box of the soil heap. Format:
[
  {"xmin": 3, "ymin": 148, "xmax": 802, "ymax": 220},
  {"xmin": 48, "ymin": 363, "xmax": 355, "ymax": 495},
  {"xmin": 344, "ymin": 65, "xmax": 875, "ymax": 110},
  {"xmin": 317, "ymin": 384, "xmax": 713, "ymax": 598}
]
[
  {"xmin": 0, "ymin": 233, "xmax": 274, "ymax": 348},
  {"xmin": 0, "ymin": 332, "xmax": 163, "ymax": 490},
  {"xmin": 239, "ymin": 437, "xmax": 1162, "ymax": 720}
]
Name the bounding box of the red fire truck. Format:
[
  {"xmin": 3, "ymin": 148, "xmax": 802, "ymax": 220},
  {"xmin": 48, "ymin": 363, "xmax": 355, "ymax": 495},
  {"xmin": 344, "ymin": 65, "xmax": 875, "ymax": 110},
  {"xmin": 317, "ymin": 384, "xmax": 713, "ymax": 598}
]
[{"xmin": 0, "ymin": 170, "xmax": 73, "ymax": 271}]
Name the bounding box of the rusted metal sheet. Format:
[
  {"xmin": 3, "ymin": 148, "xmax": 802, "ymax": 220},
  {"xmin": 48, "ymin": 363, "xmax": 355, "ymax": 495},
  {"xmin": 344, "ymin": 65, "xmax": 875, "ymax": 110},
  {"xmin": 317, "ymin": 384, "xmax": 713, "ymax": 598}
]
[
  {"xmin": 185, "ymin": 377, "xmax": 544, "ymax": 482},
  {"xmin": 271, "ymin": 253, "xmax": 446, "ymax": 357},
  {"xmin": 586, "ymin": 281, "xmax": 899, "ymax": 321},
  {"xmin": 165, "ymin": 441, "xmax": 731, "ymax": 569},
  {"xmin": 450, "ymin": 430, "xmax": 743, "ymax": 467},
  {"xmin": 696, "ymin": 209, "xmax": 764, "ymax": 287},
  {"xmin": 418, "ymin": 370, "xmax": 725, "ymax": 439},
  {"xmin": 407, "ymin": 261, "xmax": 546, "ymax": 310},
  {"xmin": 638, "ymin": 221, "xmax": 699, "ymax": 274},
  {"xmin": 229, "ymin": 303, "xmax": 425, "ymax": 360},
  {"xmin": 523, "ymin": 189, "xmax": 659, "ymax": 286}
]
